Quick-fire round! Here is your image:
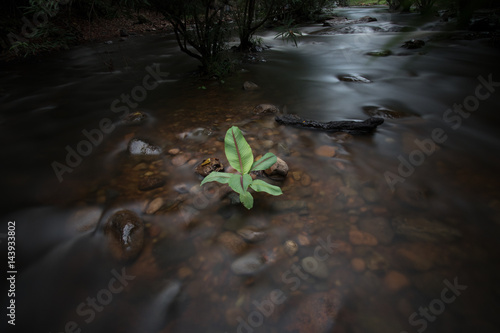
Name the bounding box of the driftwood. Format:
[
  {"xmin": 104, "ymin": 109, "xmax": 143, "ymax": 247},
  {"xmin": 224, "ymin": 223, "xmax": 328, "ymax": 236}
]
[{"xmin": 275, "ymin": 114, "xmax": 384, "ymax": 134}]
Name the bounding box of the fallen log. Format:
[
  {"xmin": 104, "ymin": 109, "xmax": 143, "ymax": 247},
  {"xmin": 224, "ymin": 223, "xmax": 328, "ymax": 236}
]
[{"xmin": 275, "ymin": 114, "xmax": 384, "ymax": 134}]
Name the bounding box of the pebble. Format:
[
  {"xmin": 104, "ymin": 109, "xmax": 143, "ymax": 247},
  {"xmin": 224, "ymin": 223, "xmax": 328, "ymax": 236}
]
[
  {"xmin": 314, "ymin": 145, "xmax": 337, "ymax": 157},
  {"xmin": 168, "ymin": 148, "xmax": 180, "ymax": 155},
  {"xmin": 133, "ymin": 163, "xmax": 148, "ymax": 171},
  {"xmin": 351, "ymin": 258, "xmax": 366, "ymax": 272},
  {"xmin": 301, "ymin": 256, "xmax": 329, "ymax": 279},
  {"xmin": 297, "ymin": 234, "xmax": 310, "ymax": 246},
  {"xmin": 361, "ymin": 187, "xmax": 378, "ymax": 203},
  {"xmin": 253, "ymin": 104, "xmax": 279, "ymax": 114},
  {"xmin": 300, "ymin": 173, "xmax": 312, "ymax": 186},
  {"xmin": 359, "ymin": 217, "xmax": 394, "ymax": 245},
  {"xmin": 384, "ymin": 270, "xmax": 410, "ymax": 292},
  {"xmin": 178, "ymin": 266, "xmax": 193, "ymax": 279},
  {"xmin": 283, "ymin": 240, "xmax": 299, "ymax": 256},
  {"xmin": 349, "ymin": 229, "xmax": 378, "ymax": 246},
  {"xmin": 145, "ymin": 197, "xmax": 164, "ymax": 214}
]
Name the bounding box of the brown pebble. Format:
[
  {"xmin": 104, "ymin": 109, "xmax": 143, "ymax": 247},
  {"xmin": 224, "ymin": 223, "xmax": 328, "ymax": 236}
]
[
  {"xmin": 384, "ymin": 270, "xmax": 410, "ymax": 292},
  {"xmin": 351, "ymin": 258, "xmax": 366, "ymax": 272},
  {"xmin": 349, "ymin": 229, "xmax": 378, "ymax": 246},
  {"xmin": 138, "ymin": 175, "xmax": 166, "ymax": 191},
  {"xmin": 315, "ymin": 145, "xmax": 337, "ymax": 157}
]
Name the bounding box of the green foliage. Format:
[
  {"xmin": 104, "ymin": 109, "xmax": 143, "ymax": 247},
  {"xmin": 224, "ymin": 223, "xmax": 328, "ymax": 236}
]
[
  {"xmin": 275, "ymin": 18, "xmax": 302, "ymax": 47},
  {"xmin": 201, "ymin": 126, "xmax": 283, "ymax": 209}
]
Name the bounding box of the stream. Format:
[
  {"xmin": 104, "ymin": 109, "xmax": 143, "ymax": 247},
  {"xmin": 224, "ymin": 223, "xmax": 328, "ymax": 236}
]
[{"xmin": 1, "ymin": 5, "xmax": 500, "ymax": 333}]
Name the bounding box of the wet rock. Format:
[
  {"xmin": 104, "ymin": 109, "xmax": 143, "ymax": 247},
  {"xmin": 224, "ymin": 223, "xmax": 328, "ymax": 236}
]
[
  {"xmin": 145, "ymin": 197, "xmax": 164, "ymax": 214},
  {"xmin": 217, "ymin": 231, "xmax": 247, "ymax": 254},
  {"xmin": 362, "ymin": 105, "xmax": 417, "ymax": 119},
  {"xmin": 338, "ymin": 74, "xmax": 372, "ymax": 83},
  {"xmin": 349, "ymin": 229, "xmax": 378, "ymax": 246},
  {"xmin": 171, "ymin": 154, "xmax": 190, "ymax": 167},
  {"xmin": 359, "ymin": 217, "xmax": 394, "ymax": 245},
  {"xmin": 133, "ymin": 162, "xmax": 148, "ymax": 171},
  {"xmin": 283, "ymin": 240, "xmax": 298, "ymax": 256},
  {"xmin": 177, "ymin": 128, "xmax": 212, "ymax": 141},
  {"xmin": 315, "ymin": 145, "xmax": 337, "ymax": 157},
  {"xmin": 392, "ymin": 216, "xmax": 461, "ymax": 242},
  {"xmin": 264, "ymin": 157, "xmax": 288, "ymax": 180},
  {"xmin": 105, "ymin": 210, "xmax": 144, "ymax": 261},
  {"xmin": 301, "ymin": 256, "xmax": 329, "ymax": 279},
  {"xmin": 243, "ymin": 81, "xmax": 259, "ymax": 90},
  {"xmin": 253, "ymin": 104, "xmax": 279, "ymax": 114},
  {"xmin": 230, "ymin": 252, "xmax": 266, "ymax": 275},
  {"xmin": 366, "ymin": 50, "xmax": 392, "ymax": 57},
  {"xmin": 123, "ymin": 111, "xmax": 147, "ymax": 125},
  {"xmin": 401, "ymin": 39, "xmax": 425, "ymax": 49},
  {"xmin": 351, "ymin": 257, "xmax": 366, "ymax": 272},
  {"xmin": 128, "ymin": 138, "xmax": 162, "ymax": 156},
  {"xmin": 68, "ymin": 206, "xmax": 102, "ymax": 231},
  {"xmin": 272, "ymin": 200, "xmax": 308, "ymax": 214},
  {"xmin": 173, "ymin": 183, "xmax": 190, "ymax": 194},
  {"xmin": 195, "ymin": 157, "xmax": 224, "ymax": 177},
  {"xmin": 236, "ymin": 228, "xmax": 267, "ymax": 243},
  {"xmin": 138, "ymin": 175, "xmax": 166, "ymax": 191},
  {"xmin": 395, "ymin": 243, "xmax": 439, "ymax": 271},
  {"xmin": 297, "ymin": 234, "xmax": 310, "ymax": 246},
  {"xmin": 357, "ymin": 16, "xmax": 377, "ymax": 23},
  {"xmin": 384, "ymin": 270, "xmax": 410, "ymax": 292}
]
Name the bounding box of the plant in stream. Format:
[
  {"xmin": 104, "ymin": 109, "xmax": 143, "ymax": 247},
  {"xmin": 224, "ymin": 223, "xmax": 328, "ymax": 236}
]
[{"xmin": 200, "ymin": 126, "xmax": 283, "ymax": 209}]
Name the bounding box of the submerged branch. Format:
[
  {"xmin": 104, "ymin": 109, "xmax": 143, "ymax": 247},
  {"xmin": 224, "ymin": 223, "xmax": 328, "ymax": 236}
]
[{"xmin": 275, "ymin": 114, "xmax": 384, "ymax": 134}]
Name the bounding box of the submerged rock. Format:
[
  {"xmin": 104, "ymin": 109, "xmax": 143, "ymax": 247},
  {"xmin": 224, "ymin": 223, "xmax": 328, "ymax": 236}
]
[
  {"xmin": 401, "ymin": 39, "xmax": 425, "ymax": 49},
  {"xmin": 283, "ymin": 240, "xmax": 299, "ymax": 256},
  {"xmin": 315, "ymin": 145, "xmax": 337, "ymax": 157},
  {"xmin": 301, "ymin": 256, "xmax": 329, "ymax": 279},
  {"xmin": 362, "ymin": 106, "xmax": 417, "ymax": 119},
  {"xmin": 338, "ymin": 74, "xmax": 372, "ymax": 83},
  {"xmin": 392, "ymin": 216, "xmax": 461, "ymax": 242},
  {"xmin": 105, "ymin": 210, "xmax": 144, "ymax": 261},
  {"xmin": 243, "ymin": 81, "xmax": 259, "ymax": 91},
  {"xmin": 138, "ymin": 174, "xmax": 167, "ymax": 191},
  {"xmin": 359, "ymin": 217, "xmax": 394, "ymax": 245},
  {"xmin": 218, "ymin": 231, "xmax": 247, "ymax": 254},
  {"xmin": 128, "ymin": 138, "xmax": 162, "ymax": 156},
  {"xmin": 231, "ymin": 252, "xmax": 266, "ymax": 275},
  {"xmin": 236, "ymin": 228, "xmax": 267, "ymax": 243},
  {"xmin": 195, "ymin": 157, "xmax": 224, "ymax": 177},
  {"xmin": 366, "ymin": 50, "xmax": 392, "ymax": 57},
  {"xmin": 357, "ymin": 16, "xmax": 377, "ymax": 23},
  {"xmin": 123, "ymin": 111, "xmax": 148, "ymax": 125}
]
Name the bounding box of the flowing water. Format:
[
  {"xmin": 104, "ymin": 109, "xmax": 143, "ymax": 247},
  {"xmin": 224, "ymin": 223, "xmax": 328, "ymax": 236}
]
[{"xmin": 1, "ymin": 6, "xmax": 500, "ymax": 333}]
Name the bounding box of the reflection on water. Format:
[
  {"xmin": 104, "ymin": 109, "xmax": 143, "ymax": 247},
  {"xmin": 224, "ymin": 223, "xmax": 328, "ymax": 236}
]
[{"xmin": 1, "ymin": 6, "xmax": 500, "ymax": 333}]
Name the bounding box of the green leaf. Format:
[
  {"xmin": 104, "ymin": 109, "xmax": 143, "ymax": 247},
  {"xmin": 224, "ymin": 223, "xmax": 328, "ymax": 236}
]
[
  {"xmin": 225, "ymin": 126, "xmax": 254, "ymax": 174},
  {"xmin": 250, "ymin": 179, "xmax": 283, "ymax": 196},
  {"xmin": 239, "ymin": 191, "xmax": 254, "ymax": 209},
  {"xmin": 200, "ymin": 172, "xmax": 232, "ymax": 186},
  {"xmin": 228, "ymin": 173, "xmax": 252, "ymax": 194},
  {"xmin": 250, "ymin": 152, "xmax": 277, "ymax": 172}
]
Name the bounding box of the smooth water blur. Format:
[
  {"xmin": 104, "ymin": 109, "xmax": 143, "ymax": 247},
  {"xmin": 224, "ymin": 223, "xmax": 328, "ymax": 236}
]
[{"xmin": 1, "ymin": 6, "xmax": 500, "ymax": 333}]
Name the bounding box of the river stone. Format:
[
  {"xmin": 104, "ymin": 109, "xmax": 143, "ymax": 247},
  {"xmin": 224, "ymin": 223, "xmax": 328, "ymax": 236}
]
[
  {"xmin": 315, "ymin": 145, "xmax": 337, "ymax": 157},
  {"xmin": 171, "ymin": 154, "xmax": 190, "ymax": 167},
  {"xmin": 357, "ymin": 16, "xmax": 377, "ymax": 23},
  {"xmin": 338, "ymin": 74, "xmax": 372, "ymax": 83},
  {"xmin": 351, "ymin": 258, "xmax": 366, "ymax": 272},
  {"xmin": 264, "ymin": 157, "xmax": 288, "ymax": 180},
  {"xmin": 384, "ymin": 270, "xmax": 410, "ymax": 292},
  {"xmin": 123, "ymin": 111, "xmax": 148, "ymax": 125},
  {"xmin": 145, "ymin": 197, "xmax": 164, "ymax": 214},
  {"xmin": 361, "ymin": 187, "xmax": 378, "ymax": 203},
  {"xmin": 359, "ymin": 217, "xmax": 394, "ymax": 245},
  {"xmin": 105, "ymin": 210, "xmax": 144, "ymax": 261},
  {"xmin": 231, "ymin": 252, "xmax": 266, "ymax": 275},
  {"xmin": 243, "ymin": 81, "xmax": 259, "ymax": 90},
  {"xmin": 301, "ymin": 256, "xmax": 329, "ymax": 279},
  {"xmin": 391, "ymin": 216, "xmax": 461, "ymax": 242},
  {"xmin": 253, "ymin": 104, "xmax": 279, "ymax": 114},
  {"xmin": 283, "ymin": 240, "xmax": 299, "ymax": 256},
  {"xmin": 366, "ymin": 50, "xmax": 392, "ymax": 57},
  {"xmin": 218, "ymin": 231, "xmax": 247, "ymax": 254},
  {"xmin": 138, "ymin": 175, "xmax": 166, "ymax": 191},
  {"xmin": 236, "ymin": 228, "xmax": 267, "ymax": 242},
  {"xmin": 401, "ymin": 39, "xmax": 425, "ymax": 49},
  {"xmin": 128, "ymin": 138, "xmax": 162, "ymax": 156},
  {"xmin": 195, "ymin": 157, "xmax": 224, "ymax": 177},
  {"xmin": 362, "ymin": 106, "xmax": 416, "ymax": 119}
]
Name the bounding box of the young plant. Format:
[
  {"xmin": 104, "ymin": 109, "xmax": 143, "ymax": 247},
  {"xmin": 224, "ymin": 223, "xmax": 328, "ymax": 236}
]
[{"xmin": 200, "ymin": 126, "xmax": 283, "ymax": 209}]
